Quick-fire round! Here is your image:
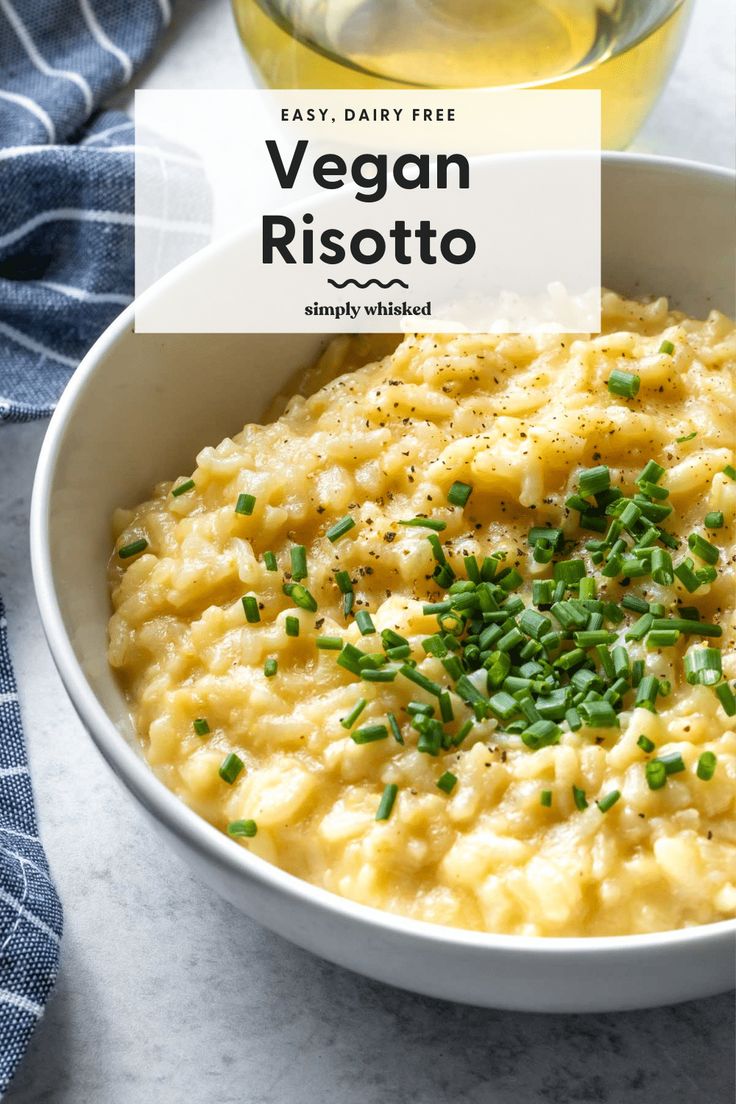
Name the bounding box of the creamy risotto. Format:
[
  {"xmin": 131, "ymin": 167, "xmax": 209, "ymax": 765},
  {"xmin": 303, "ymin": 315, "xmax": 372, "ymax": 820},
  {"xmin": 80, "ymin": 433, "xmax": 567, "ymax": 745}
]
[{"xmin": 108, "ymin": 292, "xmax": 736, "ymax": 937}]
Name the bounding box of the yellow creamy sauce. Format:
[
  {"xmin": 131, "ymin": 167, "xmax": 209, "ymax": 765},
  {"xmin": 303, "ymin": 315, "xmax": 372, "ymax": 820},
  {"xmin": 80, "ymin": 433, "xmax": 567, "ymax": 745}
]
[{"xmin": 108, "ymin": 293, "xmax": 736, "ymax": 936}]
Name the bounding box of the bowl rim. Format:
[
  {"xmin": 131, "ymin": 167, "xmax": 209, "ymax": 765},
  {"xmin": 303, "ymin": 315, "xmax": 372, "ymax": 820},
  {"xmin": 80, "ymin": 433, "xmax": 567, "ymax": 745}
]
[{"xmin": 30, "ymin": 151, "xmax": 736, "ymax": 956}]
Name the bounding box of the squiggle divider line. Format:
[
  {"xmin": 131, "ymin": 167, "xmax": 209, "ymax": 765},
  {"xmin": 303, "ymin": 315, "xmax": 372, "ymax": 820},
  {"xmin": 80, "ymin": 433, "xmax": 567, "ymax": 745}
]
[{"xmin": 327, "ymin": 278, "xmax": 409, "ymax": 290}]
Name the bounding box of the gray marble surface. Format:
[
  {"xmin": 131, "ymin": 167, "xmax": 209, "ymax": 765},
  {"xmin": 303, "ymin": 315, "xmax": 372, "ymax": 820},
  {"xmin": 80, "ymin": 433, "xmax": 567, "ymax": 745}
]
[{"xmin": 3, "ymin": 0, "xmax": 736, "ymax": 1100}]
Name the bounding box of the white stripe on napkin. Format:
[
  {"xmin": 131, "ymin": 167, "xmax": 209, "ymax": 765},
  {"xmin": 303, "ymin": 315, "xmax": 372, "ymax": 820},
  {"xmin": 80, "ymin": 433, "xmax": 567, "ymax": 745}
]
[
  {"xmin": 81, "ymin": 120, "xmax": 133, "ymax": 145},
  {"xmin": 38, "ymin": 280, "xmax": 131, "ymax": 306},
  {"xmin": 78, "ymin": 0, "xmax": 133, "ymax": 82},
  {"xmin": 0, "ymin": 0, "xmax": 94, "ymax": 113},
  {"xmin": 0, "ymin": 322, "xmax": 77, "ymax": 368},
  {"xmin": 0, "ymin": 89, "xmax": 55, "ymax": 142},
  {"xmin": 0, "ymin": 826, "xmax": 39, "ymax": 844},
  {"xmin": 0, "ymin": 887, "xmax": 61, "ymax": 945},
  {"xmin": 0, "ymin": 990, "xmax": 43, "ymax": 1018},
  {"xmin": 0, "ymin": 208, "xmax": 209, "ymax": 251},
  {"xmin": 0, "ymin": 143, "xmax": 200, "ymax": 169},
  {"xmin": 0, "ymin": 207, "xmax": 134, "ymax": 250}
]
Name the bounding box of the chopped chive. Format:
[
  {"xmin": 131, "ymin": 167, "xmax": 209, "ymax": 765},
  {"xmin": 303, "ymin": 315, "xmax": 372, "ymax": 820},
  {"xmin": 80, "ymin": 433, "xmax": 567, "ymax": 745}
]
[
  {"xmin": 658, "ymin": 340, "xmax": 675, "ymax": 356},
  {"xmin": 637, "ymin": 460, "xmax": 665, "ymax": 485},
  {"xmin": 651, "ymin": 548, "xmax": 674, "ymax": 586},
  {"xmin": 316, "ymin": 636, "xmax": 342, "ymax": 650},
  {"xmin": 645, "ymin": 760, "xmax": 666, "ymax": 790},
  {"xmin": 447, "ymin": 481, "xmax": 473, "ymax": 507},
  {"xmin": 674, "ymin": 559, "xmax": 701, "ymax": 593},
  {"xmin": 553, "ymin": 648, "xmax": 586, "ymax": 671},
  {"xmin": 453, "ymin": 718, "xmax": 474, "ymax": 747},
  {"xmin": 688, "ymin": 533, "xmax": 719, "ymax": 566},
  {"xmin": 696, "ymin": 751, "xmax": 717, "ymax": 781},
  {"xmin": 290, "ymin": 544, "xmax": 308, "ymax": 581},
  {"xmin": 578, "ymin": 700, "xmax": 619, "ymax": 728},
  {"xmin": 326, "ymin": 515, "xmax": 356, "ymax": 543},
  {"xmin": 521, "ymin": 720, "xmax": 562, "ymax": 749},
  {"xmin": 573, "ymin": 630, "xmax": 617, "ymax": 648},
  {"xmin": 382, "ymin": 628, "xmax": 408, "ymax": 649},
  {"xmin": 285, "ymin": 615, "xmax": 300, "ymax": 637},
  {"xmin": 242, "ymin": 595, "xmax": 260, "ymax": 623},
  {"xmin": 193, "ymin": 718, "xmax": 210, "ymax": 736},
  {"xmin": 572, "ymin": 785, "xmax": 588, "ymax": 811},
  {"xmin": 426, "ymin": 532, "xmax": 448, "ymax": 568},
  {"xmin": 622, "ymin": 594, "xmax": 649, "ymax": 614},
  {"xmin": 282, "ymin": 582, "xmax": 318, "ymax": 612},
  {"xmin": 423, "ymin": 634, "xmax": 448, "ymax": 658},
  {"xmin": 464, "ymin": 555, "xmax": 481, "ymax": 583},
  {"xmin": 607, "ymin": 369, "xmax": 640, "ymax": 399},
  {"xmin": 263, "ymin": 551, "xmax": 278, "ymax": 572},
  {"xmin": 626, "ymin": 614, "xmax": 653, "ymax": 642},
  {"xmin": 497, "ymin": 567, "xmax": 523, "ymax": 592},
  {"xmin": 399, "ymin": 665, "xmax": 444, "ymax": 698},
  {"xmin": 219, "ymin": 752, "xmax": 244, "ymax": 785},
  {"xmin": 611, "ymin": 646, "xmax": 630, "ymax": 680},
  {"xmin": 398, "ymin": 517, "xmax": 447, "ymax": 531},
  {"xmin": 518, "ymin": 609, "xmax": 552, "ymax": 641},
  {"xmin": 676, "ymin": 431, "xmax": 697, "ymax": 443},
  {"xmin": 351, "ymin": 724, "xmax": 389, "ymax": 744},
  {"xmin": 684, "ymin": 647, "xmax": 722, "ymax": 686},
  {"xmin": 540, "ymin": 789, "xmax": 553, "ymax": 807},
  {"xmin": 335, "ymin": 570, "xmax": 353, "ymax": 594},
  {"xmin": 118, "ymin": 538, "xmax": 148, "ymax": 559},
  {"xmin": 704, "ymin": 511, "xmax": 724, "ymax": 529},
  {"xmin": 235, "ymin": 493, "xmax": 256, "ymax": 516},
  {"xmin": 656, "ymin": 751, "xmax": 686, "ymax": 775},
  {"xmin": 358, "ymin": 653, "xmax": 385, "ymax": 671},
  {"xmin": 439, "ymin": 691, "xmax": 454, "ymax": 723},
  {"xmin": 355, "ymin": 610, "xmax": 376, "ymax": 636},
  {"xmin": 723, "ymin": 465, "xmax": 736, "ymax": 481},
  {"xmin": 423, "ymin": 600, "xmax": 453, "ymax": 616},
  {"xmin": 416, "ymin": 717, "xmax": 444, "ymax": 755},
  {"xmin": 263, "ymin": 657, "xmax": 278, "ymax": 677},
  {"xmin": 635, "ymin": 675, "xmax": 660, "ymax": 708},
  {"xmin": 488, "ymin": 691, "xmax": 518, "ymax": 721},
  {"xmin": 638, "ymin": 480, "xmax": 669, "ymax": 500},
  {"xmin": 647, "ymin": 628, "xmax": 680, "ymax": 648},
  {"xmin": 578, "ymin": 466, "xmax": 610, "ymax": 497},
  {"xmin": 442, "ymin": 655, "xmax": 464, "ymax": 681},
  {"xmin": 528, "ymin": 527, "xmax": 564, "ymax": 550},
  {"xmin": 496, "ymin": 626, "xmax": 524, "ymax": 653},
  {"xmin": 387, "ymin": 712, "xmax": 404, "ymax": 744},
  {"xmin": 375, "ymin": 783, "xmax": 398, "ymax": 820},
  {"xmin": 227, "ymin": 819, "xmax": 257, "ymax": 837},
  {"xmin": 597, "ymin": 789, "xmax": 621, "ymax": 813},
  {"xmin": 340, "ymin": 698, "xmax": 368, "ymax": 730},
  {"xmin": 532, "ymin": 539, "xmax": 554, "ymax": 564},
  {"xmin": 715, "ymin": 682, "xmax": 736, "ymax": 716},
  {"xmin": 172, "ymin": 478, "xmax": 195, "ymax": 497},
  {"xmin": 360, "ymin": 667, "xmax": 398, "ymax": 683},
  {"xmin": 436, "ymin": 771, "xmax": 457, "ymax": 795},
  {"xmin": 637, "ymin": 733, "xmax": 655, "ymax": 753}
]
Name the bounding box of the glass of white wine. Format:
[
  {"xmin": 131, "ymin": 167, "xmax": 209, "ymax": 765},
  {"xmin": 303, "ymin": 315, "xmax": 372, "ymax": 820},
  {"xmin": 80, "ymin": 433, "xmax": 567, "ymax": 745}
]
[{"xmin": 232, "ymin": 0, "xmax": 692, "ymax": 148}]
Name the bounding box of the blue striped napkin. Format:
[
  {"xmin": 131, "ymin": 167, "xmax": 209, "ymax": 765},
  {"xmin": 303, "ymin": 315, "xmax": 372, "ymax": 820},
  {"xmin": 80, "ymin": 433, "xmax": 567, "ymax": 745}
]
[{"xmin": 0, "ymin": 1, "xmax": 171, "ymax": 1093}]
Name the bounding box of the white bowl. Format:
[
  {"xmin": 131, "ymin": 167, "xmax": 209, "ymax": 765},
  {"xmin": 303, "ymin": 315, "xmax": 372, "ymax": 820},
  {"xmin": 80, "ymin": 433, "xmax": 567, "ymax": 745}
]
[{"xmin": 31, "ymin": 154, "xmax": 736, "ymax": 1012}]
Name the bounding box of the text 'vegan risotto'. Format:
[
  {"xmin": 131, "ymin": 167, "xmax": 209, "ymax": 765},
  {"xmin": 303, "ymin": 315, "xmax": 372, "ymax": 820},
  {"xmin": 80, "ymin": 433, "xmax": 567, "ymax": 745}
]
[{"xmin": 108, "ymin": 292, "xmax": 736, "ymax": 937}]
